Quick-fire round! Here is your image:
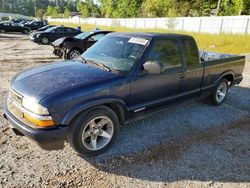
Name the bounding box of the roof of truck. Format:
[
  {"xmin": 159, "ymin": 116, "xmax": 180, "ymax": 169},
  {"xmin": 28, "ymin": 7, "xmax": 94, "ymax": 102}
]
[{"xmin": 108, "ymin": 32, "xmax": 194, "ymax": 39}]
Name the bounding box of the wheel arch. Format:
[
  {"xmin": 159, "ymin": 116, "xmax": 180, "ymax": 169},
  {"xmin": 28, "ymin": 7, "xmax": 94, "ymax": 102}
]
[
  {"xmin": 216, "ymin": 70, "xmax": 235, "ymax": 86},
  {"xmin": 65, "ymin": 47, "xmax": 82, "ymax": 59},
  {"xmin": 61, "ymin": 98, "xmax": 128, "ymax": 126}
]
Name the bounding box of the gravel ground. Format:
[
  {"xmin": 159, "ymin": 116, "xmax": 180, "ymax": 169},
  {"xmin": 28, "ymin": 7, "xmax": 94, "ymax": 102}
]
[{"xmin": 0, "ymin": 33, "xmax": 250, "ymax": 188}]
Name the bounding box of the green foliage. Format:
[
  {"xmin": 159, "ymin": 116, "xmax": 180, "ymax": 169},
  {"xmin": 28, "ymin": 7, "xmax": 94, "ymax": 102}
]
[
  {"xmin": 64, "ymin": 7, "xmax": 72, "ymax": 18},
  {"xmin": 242, "ymin": 0, "xmax": 250, "ymax": 14},
  {"xmin": 116, "ymin": 0, "xmax": 143, "ymax": 17},
  {"xmin": 46, "ymin": 5, "xmax": 54, "ymax": 16},
  {"xmin": 52, "ymin": 7, "xmax": 60, "ymax": 18},
  {"xmin": 78, "ymin": 2, "xmax": 90, "ymax": 17},
  {"xmin": 36, "ymin": 9, "xmax": 45, "ymax": 19},
  {"xmin": 100, "ymin": 0, "xmax": 118, "ymax": 18},
  {"xmin": 77, "ymin": 0, "xmax": 100, "ymax": 18},
  {"xmin": 45, "ymin": 5, "xmax": 60, "ymax": 18},
  {"xmin": 141, "ymin": 0, "xmax": 178, "ymax": 17},
  {"xmin": 219, "ymin": 0, "xmax": 244, "ymax": 15},
  {"xmin": 0, "ymin": 0, "xmax": 249, "ymax": 18}
]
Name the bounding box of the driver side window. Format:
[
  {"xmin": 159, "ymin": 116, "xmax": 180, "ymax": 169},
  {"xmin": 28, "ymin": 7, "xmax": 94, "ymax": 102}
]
[
  {"xmin": 92, "ymin": 33, "xmax": 105, "ymax": 41},
  {"xmin": 53, "ymin": 28, "xmax": 64, "ymax": 33},
  {"xmin": 147, "ymin": 39, "xmax": 182, "ymax": 70}
]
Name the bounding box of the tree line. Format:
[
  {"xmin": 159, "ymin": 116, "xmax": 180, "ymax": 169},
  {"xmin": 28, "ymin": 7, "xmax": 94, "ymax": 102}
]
[{"xmin": 0, "ymin": 0, "xmax": 249, "ymax": 19}]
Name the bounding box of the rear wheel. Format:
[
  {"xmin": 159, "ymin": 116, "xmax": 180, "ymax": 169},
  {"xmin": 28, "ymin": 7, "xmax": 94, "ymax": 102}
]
[
  {"xmin": 67, "ymin": 48, "xmax": 82, "ymax": 59},
  {"xmin": 41, "ymin": 37, "xmax": 49, "ymax": 45},
  {"xmin": 67, "ymin": 107, "xmax": 120, "ymax": 157},
  {"xmin": 210, "ymin": 78, "xmax": 229, "ymax": 105}
]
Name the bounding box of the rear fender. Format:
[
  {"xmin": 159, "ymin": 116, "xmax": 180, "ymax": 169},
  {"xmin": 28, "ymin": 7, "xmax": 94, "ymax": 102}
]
[{"xmin": 215, "ymin": 70, "xmax": 235, "ymax": 86}]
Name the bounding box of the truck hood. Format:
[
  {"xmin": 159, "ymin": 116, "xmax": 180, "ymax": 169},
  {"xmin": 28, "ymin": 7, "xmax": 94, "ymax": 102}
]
[{"xmin": 11, "ymin": 60, "xmax": 119, "ymax": 102}]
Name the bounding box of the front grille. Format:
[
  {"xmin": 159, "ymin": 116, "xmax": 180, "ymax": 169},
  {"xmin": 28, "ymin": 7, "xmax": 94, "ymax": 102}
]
[
  {"xmin": 8, "ymin": 89, "xmax": 22, "ymax": 106},
  {"xmin": 7, "ymin": 89, "xmax": 24, "ymax": 119}
]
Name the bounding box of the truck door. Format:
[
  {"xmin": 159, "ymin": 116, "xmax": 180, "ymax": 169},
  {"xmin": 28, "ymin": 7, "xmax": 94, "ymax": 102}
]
[
  {"xmin": 130, "ymin": 38, "xmax": 186, "ymax": 115},
  {"xmin": 181, "ymin": 37, "xmax": 203, "ymax": 99}
]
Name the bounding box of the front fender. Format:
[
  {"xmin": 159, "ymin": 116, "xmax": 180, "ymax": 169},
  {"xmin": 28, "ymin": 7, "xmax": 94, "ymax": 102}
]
[{"xmin": 60, "ymin": 98, "xmax": 128, "ymax": 125}]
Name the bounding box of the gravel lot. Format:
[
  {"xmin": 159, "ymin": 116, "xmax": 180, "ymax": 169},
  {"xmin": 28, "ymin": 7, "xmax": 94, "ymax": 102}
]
[{"xmin": 0, "ymin": 33, "xmax": 250, "ymax": 188}]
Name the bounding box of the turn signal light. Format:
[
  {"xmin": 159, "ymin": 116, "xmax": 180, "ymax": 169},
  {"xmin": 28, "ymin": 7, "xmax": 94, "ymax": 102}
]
[{"xmin": 24, "ymin": 114, "xmax": 55, "ymax": 127}]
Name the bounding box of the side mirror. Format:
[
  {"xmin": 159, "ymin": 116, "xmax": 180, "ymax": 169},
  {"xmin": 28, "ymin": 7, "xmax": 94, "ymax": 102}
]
[{"xmin": 143, "ymin": 61, "xmax": 164, "ymax": 74}]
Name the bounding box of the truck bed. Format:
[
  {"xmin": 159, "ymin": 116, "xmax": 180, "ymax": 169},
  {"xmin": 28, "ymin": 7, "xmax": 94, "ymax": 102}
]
[
  {"xmin": 199, "ymin": 50, "xmax": 245, "ymax": 98},
  {"xmin": 200, "ymin": 51, "xmax": 238, "ymax": 61}
]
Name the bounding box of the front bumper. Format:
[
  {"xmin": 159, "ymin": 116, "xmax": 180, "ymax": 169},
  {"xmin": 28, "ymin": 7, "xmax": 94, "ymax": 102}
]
[
  {"xmin": 29, "ymin": 36, "xmax": 40, "ymax": 43},
  {"xmin": 3, "ymin": 106, "xmax": 68, "ymax": 150},
  {"xmin": 53, "ymin": 47, "xmax": 63, "ymax": 57}
]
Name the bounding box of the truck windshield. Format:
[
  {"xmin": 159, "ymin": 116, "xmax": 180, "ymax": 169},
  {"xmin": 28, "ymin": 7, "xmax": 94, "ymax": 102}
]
[{"xmin": 81, "ymin": 35, "xmax": 148, "ymax": 72}]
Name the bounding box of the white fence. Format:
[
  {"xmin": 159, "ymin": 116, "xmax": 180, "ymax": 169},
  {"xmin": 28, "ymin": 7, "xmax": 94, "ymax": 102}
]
[
  {"xmin": 0, "ymin": 13, "xmax": 33, "ymax": 20},
  {"xmin": 48, "ymin": 16, "xmax": 250, "ymax": 34}
]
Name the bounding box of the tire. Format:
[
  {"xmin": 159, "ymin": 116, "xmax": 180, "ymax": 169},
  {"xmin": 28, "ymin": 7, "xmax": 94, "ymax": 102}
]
[
  {"xmin": 66, "ymin": 48, "xmax": 82, "ymax": 59},
  {"xmin": 40, "ymin": 37, "xmax": 49, "ymax": 45},
  {"xmin": 0, "ymin": 29, "xmax": 6, "ymax": 33},
  {"xmin": 67, "ymin": 106, "xmax": 120, "ymax": 157},
  {"xmin": 210, "ymin": 78, "xmax": 229, "ymax": 105}
]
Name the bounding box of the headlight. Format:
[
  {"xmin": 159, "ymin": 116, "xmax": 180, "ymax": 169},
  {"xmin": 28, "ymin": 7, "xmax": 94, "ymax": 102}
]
[
  {"xmin": 36, "ymin": 34, "xmax": 40, "ymax": 38},
  {"xmin": 22, "ymin": 97, "xmax": 49, "ymax": 115}
]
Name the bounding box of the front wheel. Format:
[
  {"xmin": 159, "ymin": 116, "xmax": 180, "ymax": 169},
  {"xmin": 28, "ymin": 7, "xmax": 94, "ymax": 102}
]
[
  {"xmin": 66, "ymin": 48, "xmax": 82, "ymax": 59},
  {"xmin": 210, "ymin": 78, "xmax": 229, "ymax": 105},
  {"xmin": 40, "ymin": 37, "xmax": 49, "ymax": 45},
  {"xmin": 67, "ymin": 107, "xmax": 120, "ymax": 157}
]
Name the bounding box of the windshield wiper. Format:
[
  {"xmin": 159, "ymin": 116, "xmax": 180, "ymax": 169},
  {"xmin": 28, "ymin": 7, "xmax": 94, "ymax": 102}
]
[{"xmin": 80, "ymin": 56, "xmax": 111, "ymax": 72}]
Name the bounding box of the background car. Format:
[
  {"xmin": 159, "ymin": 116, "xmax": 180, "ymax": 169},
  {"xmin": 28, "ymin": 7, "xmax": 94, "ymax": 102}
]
[
  {"xmin": 29, "ymin": 25, "xmax": 55, "ymax": 35},
  {"xmin": 0, "ymin": 22, "xmax": 31, "ymax": 34},
  {"xmin": 22, "ymin": 21, "xmax": 45, "ymax": 30},
  {"xmin": 37, "ymin": 25, "xmax": 55, "ymax": 32},
  {"xmin": 29, "ymin": 26, "xmax": 82, "ymax": 45},
  {"xmin": 52, "ymin": 30, "xmax": 112, "ymax": 59}
]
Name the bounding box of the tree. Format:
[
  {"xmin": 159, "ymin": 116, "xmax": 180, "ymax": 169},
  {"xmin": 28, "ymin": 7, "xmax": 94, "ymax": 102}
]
[
  {"xmin": 45, "ymin": 5, "xmax": 54, "ymax": 16},
  {"xmin": 242, "ymin": 0, "xmax": 250, "ymax": 14},
  {"xmin": 100, "ymin": 0, "xmax": 119, "ymax": 17},
  {"xmin": 36, "ymin": 8, "xmax": 45, "ymax": 19},
  {"xmin": 64, "ymin": 7, "xmax": 72, "ymax": 18},
  {"xmin": 52, "ymin": 6, "xmax": 60, "ymax": 17},
  {"xmin": 78, "ymin": 1, "xmax": 90, "ymax": 17},
  {"xmin": 219, "ymin": 0, "xmax": 244, "ymax": 15},
  {"xmin": 141, "ymin": 0, "xmax": 178, "ymax": 17},
  {"xmin": 116, "ymin": 0, "xmax": 143, "ymax": 18},
  {"xmin": 77, "ymin": 0, "xmax": 100, "ymax": 17},
  {"xmin": 45, "ymin": 5, "xmax": 60, "ymax": 18}
]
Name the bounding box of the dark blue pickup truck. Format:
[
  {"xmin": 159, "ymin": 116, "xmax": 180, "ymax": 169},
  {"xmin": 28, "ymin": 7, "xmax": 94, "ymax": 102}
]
[{"xmin": 4, "ymin": 32, "xmax": 245, "ymax": 156}]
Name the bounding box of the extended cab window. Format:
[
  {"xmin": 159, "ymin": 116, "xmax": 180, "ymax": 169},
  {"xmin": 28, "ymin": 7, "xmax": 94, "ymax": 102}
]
[
  {"xmin": 147, "ymin": 39, "xmax": 182, "ymax": 69},
  {"xmin": 183, "ymin": 38, "xmax": 200, "ymax": 66}
]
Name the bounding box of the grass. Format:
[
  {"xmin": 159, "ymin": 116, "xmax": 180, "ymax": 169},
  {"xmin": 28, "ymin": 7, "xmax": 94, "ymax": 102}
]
[{"xmin": 50, "ymin": 21, "xmax": 250, "ymax": 54}]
